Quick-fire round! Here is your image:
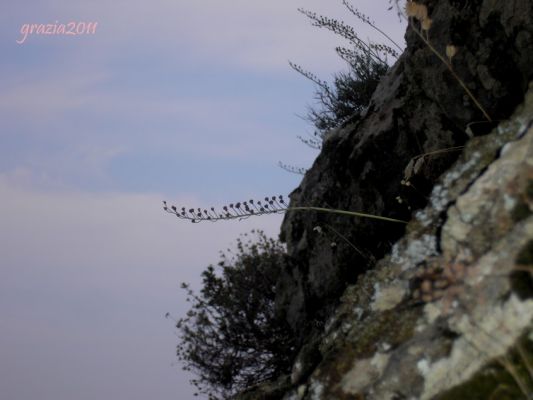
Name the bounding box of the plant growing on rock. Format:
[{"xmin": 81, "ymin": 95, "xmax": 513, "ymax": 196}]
[
  {"xmin": 404, "ymin": 0, "xmax": 492, "ymax": 122},
  {"xmin": 163, "ymin": 195, "xmax": 407, "ymax": 224},
  {"xmin": 292, "ymin": 2, "xmax": 401, "ymax": 143},
  {"xmin": 174, "ymin": 231, "xmax": 297, "ymax": 399},
  {"xmin": 280, "ymin": 1, "xmax": 402, "ymax": 174}
]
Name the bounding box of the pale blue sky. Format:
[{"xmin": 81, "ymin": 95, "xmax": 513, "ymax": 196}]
[{"xmin": 0, "ymin": 1, "xmax": 405, "ymax": 399}]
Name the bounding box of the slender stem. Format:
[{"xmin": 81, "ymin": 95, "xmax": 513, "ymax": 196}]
[
  {"xmin": 369, "ymin": 23, "xmax": 403, "ymax": 53},
  {"xmin": 350, "ymin": 34, "xmax": 387, "ymax": 66},
  {"xmin": 413, "ymin": 146, "xmax": 465, "ymax": 160},
  {"xmin": 288, "ymin": 206, "xmax": 407, "ymax": 224},
  {"xmin": 410, "ymin": 21, "xmax": 492, "ymax": 122},
  {"xmin": 516, "ymin": 342, "xmax": 533, "ymax": 380},
  {"xmin": 497, "ymin": 355, "xmax": 531, "ymax": 399},
  {"xmin": 342, "ymin": 0, "xmax": 403, "ymax": 52},
  {"xmin": 324, "ymin": 223, "xmax": 374, "ymax": 262},
  {"xmin": 165, "ymin": 196, "xmax": 409, "ymax": 224}
]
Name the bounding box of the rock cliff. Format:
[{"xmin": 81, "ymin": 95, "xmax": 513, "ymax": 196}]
[{"xmin": 238, "ymin": 1, "xmax": 533, "ymax": 398}]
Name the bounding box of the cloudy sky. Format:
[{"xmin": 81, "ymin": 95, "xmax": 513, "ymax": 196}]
[{"xmin": 0, "ymin": 1, "xmax": 405, "ymax": 399}]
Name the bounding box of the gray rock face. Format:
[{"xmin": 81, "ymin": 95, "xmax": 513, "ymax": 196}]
[
  {"xmin": 278, "ymin": 82, "xmax": 533, "ymax": 400},
  {"xmin": 234, "ymin": 1, "xmax": 533, "ymax": 399},
  {"xmin": 277, "ymin": 0, "xmax": 533, "ymax": 346},
  {"xmin": 236, "ymin": 80, "xmax": 533, "ymax": 400},
  {"xmin": 232, "ymin": 1, "xmax": 533, "ymax": 399}
]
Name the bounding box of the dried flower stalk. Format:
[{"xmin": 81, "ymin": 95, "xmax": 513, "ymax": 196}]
[
  {"xmin": 406, "ymin": 1, "xmax": 492, "ymax": 121},
  {"xmin": 163, "ymin": 195, "xmax": 407, "ymax": 224}
]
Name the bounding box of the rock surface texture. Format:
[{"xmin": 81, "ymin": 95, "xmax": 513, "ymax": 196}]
[
  {"xmin": 278, "ymin": 0, "xmax": 533, "ymax": 338},
  {"xmin": 238, "ymin": 1, "xmax": 533, "ymax": 399},
  {"xmin": 281, "ymin": 84, "xmax": 533, "ymax": 399}
]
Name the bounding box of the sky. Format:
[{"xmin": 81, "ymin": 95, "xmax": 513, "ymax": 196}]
[{"xmin": 0, "ymin": 1, "xmax": 406, "ymax": 399}]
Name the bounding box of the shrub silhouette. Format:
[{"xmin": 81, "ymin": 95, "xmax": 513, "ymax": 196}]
[
  {"xmin": 291, "ymin": 55, "xmax": 388, "ymax": 143},
  {"xmin": 175, "ymin": 231, "xmax": 297, "ymax": 399},
  {"xmin": 280, "ymin": 1, "xmax": 400, "ymax": 175},
  {"xmin": 292, "ymin": 3, "xmax": 400, "ymax": 144}
]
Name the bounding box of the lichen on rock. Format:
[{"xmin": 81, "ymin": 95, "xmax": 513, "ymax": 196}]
[
  {"xmin": 278, "ymin": 80, "xmax": 533, "ymax": 400},
  {"xmin": 234, "ymin": 1, "xmax": 533, "ymax": 399}
]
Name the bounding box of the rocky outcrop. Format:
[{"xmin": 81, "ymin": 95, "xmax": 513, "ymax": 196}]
[
  {"xmin": 235, "ymin": 1, "xmax": 533, "ymax": 399},
  {"xmin": 277, "ymin": 0, "xmax": 533, "ymax": 347},
  {"xmin": 278, "ymin": 81, "xmax": 533, "ymax": 399},
  {"xmin": 237, "ymin": 80, "xmax": 533, "ymax": 400}
]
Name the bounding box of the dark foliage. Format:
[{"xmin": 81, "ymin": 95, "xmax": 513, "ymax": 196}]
[
  {"xmin": 291, "ymin": 55, "xmax": 388, "ymax": 138},
  {"xmin": 175, "ymin": 231, "xmax": 297, "ymax": 399},
  {"xmin": 290, "ymin": 2, "xmax": 400, "ymax": 147}
]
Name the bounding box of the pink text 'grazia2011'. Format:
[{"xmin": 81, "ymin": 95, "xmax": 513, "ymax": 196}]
[{"xmin": 17, "ymin": 21, "xmax": 98, "ymax": 44}]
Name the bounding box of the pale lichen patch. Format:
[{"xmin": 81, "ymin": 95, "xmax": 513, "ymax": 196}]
[
  {"xmin": 422, "ymin": 302, "xmax": 442, "ymax": 326},
  {"xmin": 419, "ymin": 296, "xmax": 533, "ymax": 400},
  {"xmin": 307, "ymin": 379, "xmax": 325, "ymax": 400},
  {"xmin": 401, "ymin": 234, "xmax": 438, "ymax": 271},
  {"xmin": 417, "ymin": 358, "xmax": 430, "ymax": 376},
  {"xmin": 340, "ymin": 352, "xmax": 390, "ymax": 395},
  {"xmin": 371, "ymin": 282, "xmax": 407, "ymax": 312},
  {"xmin": 297, "ymin": 384, "xmax": 307, "ymax": 399}
]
